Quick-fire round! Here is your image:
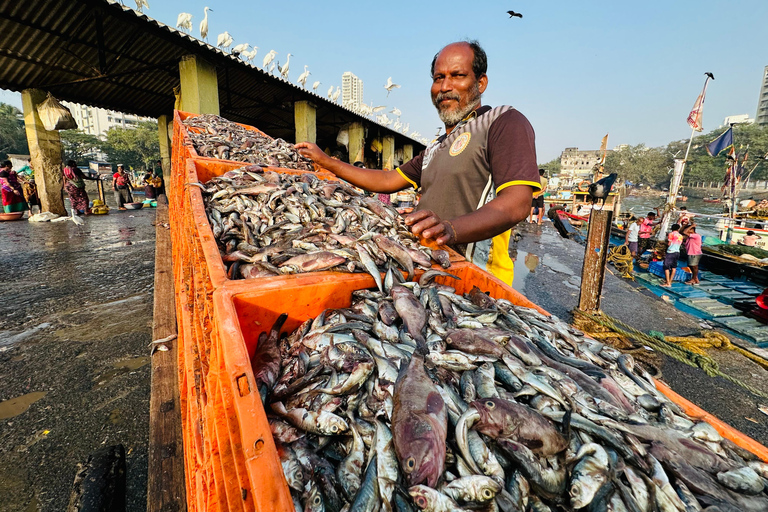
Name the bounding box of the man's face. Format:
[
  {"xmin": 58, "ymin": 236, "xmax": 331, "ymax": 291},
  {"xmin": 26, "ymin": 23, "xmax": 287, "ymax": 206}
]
[{"xmin": 431, "ymin": 43, "xmax": 487, "ymax": 127}]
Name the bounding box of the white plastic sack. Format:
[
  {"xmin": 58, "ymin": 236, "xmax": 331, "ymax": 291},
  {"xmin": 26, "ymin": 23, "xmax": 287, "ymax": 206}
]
[
  {"xmin": 28, "ymin": 211, "xmax": 61, "ymax": 222},
  {"xmin": 336, "ymin": 128, "xmax": 349, "ymax": 148},
  {"xmin": 36, "ymin": 92, "xmax": 77, "ymax": 131}
]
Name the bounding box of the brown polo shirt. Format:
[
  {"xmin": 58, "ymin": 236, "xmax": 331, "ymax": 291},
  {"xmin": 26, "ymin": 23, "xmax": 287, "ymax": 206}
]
[{"xmin": 395, "ymin": 105, "xmax": 540, "ymax": 283}]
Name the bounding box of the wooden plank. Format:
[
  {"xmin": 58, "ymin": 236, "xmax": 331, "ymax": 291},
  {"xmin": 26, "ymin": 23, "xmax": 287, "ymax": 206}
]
[
  {"xmin": 147, "ymin": 197, "xmax": 186, "ymax": 512},
  {"xmin": 578, "ymin": 208, "xmax": 613, "ymax": 311}
]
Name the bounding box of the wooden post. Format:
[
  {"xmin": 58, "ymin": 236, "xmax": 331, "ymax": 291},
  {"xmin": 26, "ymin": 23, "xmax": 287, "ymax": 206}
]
[
  {"xmin": 178, "ymin": 55, "xmax": 219, "ymax": 115},
  {"xmin": 157, "ymin": 115, "xmax": 172, "ymax": 187},
  {"xmin": 147, "ymin": 198, "xmax": 185, "ymax": 512},
  {"xmin": 578, "ymin": 209, "xmax": 613, "ymax": 312},
  {"xmin": 348, "ymin": 122, "xmax": 365, "ymax": 164},
  {"xmin": 382, "ymin": 135, "xmax": 395, "ymax": 170},
  {"xmin": 294, "ymin": 101, "xmax": 316, "ymax": 143},
  {"xmin": 403, "ymin": 144, "xmax": 414, "ymax": 163},
  {"xmin": 21, "ymin": 89, "xmax": 66, "ymax": 215}
]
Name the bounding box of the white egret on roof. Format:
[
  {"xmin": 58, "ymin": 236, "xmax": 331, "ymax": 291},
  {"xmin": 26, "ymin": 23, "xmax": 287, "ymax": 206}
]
[
  {"xmin": 134, "ymin": 0, "xmax": 149, "ymax": 13},
  {"xmin": 279, "ymin": 54, "xmax": 293, "ymax": 80},
  {"xmin": 410, "ymin": 131, "xmax": 419, "ymax": 138},
  {"xmin": 297, "ymin": 65, "xmax": 311, "ymax": 88},
  {"xmin": 176, "ymin": 12, "xmax": 193, "ymax": 33},
  {"xmin": 327, "ymin": 85, "xmax": 334, "ymax": 98},
  {"xmin": 217, "ymin": 32, "xmax": 234, "ymax": 52},
  {"xmin": 402, "ymin": 123, "xmax": 410, "ymax": 134},
  {"xmin": 262, "ymin": 50, "xmax": 277, "ymax": 70},
  {"xmin": 241, "ymin": 46, "xmax": 259, "ymax": 63},
  {"xmin": 231, "ymin": 43, "xmax": 249, "ymax": 57},
  {"xmin": 393, "ymin": 121, "xmax": 402, "ymax": 131},
  {"xmin": 390, "ymin": 107, "xmax": 401, "ymax": 117},
  {"xmin": 200, "ymin": 7, "xmax": 212, "ymax": 41},
  {"xmin": 312, "ymin": 81, "xmax": 321, "ymax": 92},
  {"xmin": 371, "ymin": 105, "xmax": 386, "ymax": 113},
  {"xmin": 384, "ymin": 77, "xmax": 400, "ymax": 96},
  {"xmin": 269, "ymin": 62, "xmax": 276, "ymax": 74},
  {"xmin": 331, "ymin": 87, "xmax": 341, "ymax": 103}
]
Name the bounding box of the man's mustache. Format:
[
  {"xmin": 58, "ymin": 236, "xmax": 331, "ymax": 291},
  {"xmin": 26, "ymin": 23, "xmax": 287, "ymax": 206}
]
[{"xmin": 434, "ymin": 92, "xmax": 461, "ymax": 105}]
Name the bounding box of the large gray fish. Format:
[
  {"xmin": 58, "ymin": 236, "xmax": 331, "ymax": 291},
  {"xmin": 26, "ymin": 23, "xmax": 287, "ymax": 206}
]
[
  {"xmin": 391, "ymin": 285, "xmax": 427, "ymax": 345},
  {"xmin": 374, "ymin": 234, "xmax": 415, "ymax": 280},
  {"xmin": 251, "ymin": 313, "xmax": 288, "ymax": 402},
  {"xmin": 568, "ymin": 443, "xmax": 610, "ymax": 509},
  {"xmin": 392, "ymin": 351, "xmax": 447, "ymax": 488}
]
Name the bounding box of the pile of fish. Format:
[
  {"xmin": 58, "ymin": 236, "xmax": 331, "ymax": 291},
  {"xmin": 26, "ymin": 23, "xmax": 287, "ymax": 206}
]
[
  {"xmin": 183, "ymin": 114, "xmax": 315, "ymax": 170},
  {"xmin": 199, "ymin": 166, "xmax": 450, "ymax": 279},
  {"xmin": 255, "ymin": 271, "xmax": 768, "ymax": 512}
]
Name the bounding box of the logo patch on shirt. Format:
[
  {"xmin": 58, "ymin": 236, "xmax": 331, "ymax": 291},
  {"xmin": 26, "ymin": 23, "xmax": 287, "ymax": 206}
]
[{"xmin": 449, "ymin": 132, "xmax": 471, "ymax": 156}]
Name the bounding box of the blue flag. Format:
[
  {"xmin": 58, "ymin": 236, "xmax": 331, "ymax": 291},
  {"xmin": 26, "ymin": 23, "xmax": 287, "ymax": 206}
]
[{"xmin": 706, "ymin": 127, "xmax": 734, "ymax": 156}]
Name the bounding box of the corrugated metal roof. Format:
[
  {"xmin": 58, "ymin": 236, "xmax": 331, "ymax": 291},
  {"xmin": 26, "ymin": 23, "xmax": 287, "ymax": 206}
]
[{"xmin": 0, "ymin": 0, "xmax": 425, "ymax": 153}]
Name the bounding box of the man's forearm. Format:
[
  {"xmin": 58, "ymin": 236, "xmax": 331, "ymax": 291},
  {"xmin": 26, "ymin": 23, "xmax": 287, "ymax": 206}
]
[{"xmin": 318, "ymin": 156, "xmax": 408, "ymax": 194}]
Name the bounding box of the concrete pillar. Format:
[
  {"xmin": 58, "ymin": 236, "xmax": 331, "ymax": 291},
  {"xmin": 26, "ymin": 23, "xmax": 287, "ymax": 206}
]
[
  {"xmin": 21, "ymin": 89, "xmax": 65, "ymax": 215},
  {"xmin": 294, "ymin": 101, "xmax": 316, "ymax": 143},
  {"xmin": 348, "ymin": 122, "xmax": 365, "ymax": 164},
  {"xmin": 178, "ymin": 55, "xmax": 219, "ymax": 114},
  {"xmin": 382, "ymin": 135, "xmax": 395, "ymax": 170},
  {"xmin": 403, "ymin": 144, "xmax": 414, "ymax": 163},
  {"xmin": 157, "ymin": 115, "xmax": 172, "ymax": 186}
]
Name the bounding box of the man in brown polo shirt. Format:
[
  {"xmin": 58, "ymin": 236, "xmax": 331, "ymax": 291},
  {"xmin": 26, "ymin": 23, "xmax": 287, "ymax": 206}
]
[{"xmin": 296, "ymin": 40, "xmax": 540, "ymax": 283}]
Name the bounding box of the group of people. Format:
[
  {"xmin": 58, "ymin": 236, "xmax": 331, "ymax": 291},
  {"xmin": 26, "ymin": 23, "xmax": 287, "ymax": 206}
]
[
  {"xmin": 0, "ymin": 160, "xmax": 40, "ymax": 214},
  {"xmin": 624, "ymin": 210, "xmax": 703, "ymax": 287}
]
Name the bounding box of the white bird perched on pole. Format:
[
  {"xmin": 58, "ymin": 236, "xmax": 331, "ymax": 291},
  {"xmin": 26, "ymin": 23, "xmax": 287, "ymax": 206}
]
[
  {"xmin": 384, "ymin": 77, "xmax": 400, "ymax": 96},
  {"xmin": 176, "ymin": 12, "xmax": 193, "ymax": 33},
  {"xmin": 134, "ymin": 0, "xmax": 149, "ymax": 13},
  {"xmin": 297, "ymin": 65, "xmax": 311, "ymax": 88},
  {"xmin": 241, "ymin": 46, "xmax": 259, "ymax": 63},
  {"xmin": 312, "ymin": 81, "xmax": 321, "ymax": 92},
  {"xmin": 390, "ymin": 107, "xmax": 401, "ymax": 117},
  {"xmin": 231, "ymin": 43, "xmax": 249, "ymax": 57},
  {"xmin": 200, "ymin": 7, "xmax": 212, "ymax": 41},
  {"xmin": 217, "ymin": 32, "xmax": 234, "ymax": 52},
  {"xmin": 279, "ymin": 54, "xmax": 292, "ymax": 80},
  {"xmin": 331, "ymin": 87, "xmax": 341, "ymax": 103},
  {"xmin": 327, "ymin": 85, "xmax": 334, "ymax": 98},
  {"xmin": 262, "ymin": 50, "xmax": 277, "ymax": 69}
]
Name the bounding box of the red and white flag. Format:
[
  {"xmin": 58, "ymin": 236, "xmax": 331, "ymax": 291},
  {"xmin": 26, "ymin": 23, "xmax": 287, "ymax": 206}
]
[{"xmin": 686, "ymin": 79, "xmax": 711, "ymax": 132}]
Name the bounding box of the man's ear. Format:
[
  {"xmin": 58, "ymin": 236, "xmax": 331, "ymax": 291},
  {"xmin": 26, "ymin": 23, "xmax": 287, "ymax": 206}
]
[{"xmin": 478, "ymin": 74, "xmax": 488, "ymax": 94}]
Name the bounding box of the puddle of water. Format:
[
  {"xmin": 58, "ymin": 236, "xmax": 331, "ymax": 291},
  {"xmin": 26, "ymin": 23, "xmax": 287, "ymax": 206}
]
[
  {"xmin": 524, "ymin": 253, "xmax": 540, "ymax": 272},
  {"xmin": 93, "ymin": 356, "xmax": 150, "ymax": 389},
  {"xmin": 540, "ymin": 254, "xmax": 576, "ymax": 276},
  {"xmin": 512, "ymin": 250, "xmax": 534, "ymax": 292},
  {"xmin": 0, "ymin": 391, "xmax": 48, "ymax": 420},
  {"xmin": 0, "ymin": 323, "xmax": 51, "ymax": 348}
]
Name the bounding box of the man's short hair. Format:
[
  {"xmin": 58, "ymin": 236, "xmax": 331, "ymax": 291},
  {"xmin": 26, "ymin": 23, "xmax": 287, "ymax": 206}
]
[
  {"xmin": 671, "ymin": 223, "xmax": 681, "ymax": 231},
  {"xmin": 539, "ymin": 169, "xmax": 546, "ymax": 176},
  {"xmin": 1, "ymin": 160, "xmax": 11, "ymax": 168},
  {"xmin": 647, "ymin": 212, "xmax": 656, "ymax": 218},
  {"xmin": 747, "ymin": 230, "xmax": 755, "ymax": 236},
  {"xmin": 430, "ymin": 40, "xmax": 488, "ymax": 79}
]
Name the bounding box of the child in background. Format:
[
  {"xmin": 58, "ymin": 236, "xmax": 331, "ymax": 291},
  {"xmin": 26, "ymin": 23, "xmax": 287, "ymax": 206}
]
[
  {"xmin": 625, "ymin": 217, "xmax": 642, "ymax": 260},
  {"xmin": 662, "ymin": 223, "xmax": 683, "ymax": 287}
]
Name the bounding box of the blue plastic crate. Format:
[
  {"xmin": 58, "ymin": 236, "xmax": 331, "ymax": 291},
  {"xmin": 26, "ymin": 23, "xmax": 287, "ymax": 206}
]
[{"xmin": 648, "ymin": 260, "xmax": 691, "ymax": 282}]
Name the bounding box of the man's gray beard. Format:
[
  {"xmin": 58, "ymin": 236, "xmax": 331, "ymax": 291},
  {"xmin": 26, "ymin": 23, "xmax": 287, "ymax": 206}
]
[{"xmin": 436, "ymin": 88, "xmax": 482, "ymax": 128}]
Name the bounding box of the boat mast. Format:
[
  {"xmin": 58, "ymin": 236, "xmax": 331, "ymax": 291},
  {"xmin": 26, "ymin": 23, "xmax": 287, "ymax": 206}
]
[{"xmin": 658, "ymin": 73, "xmax": 713, "ymax": 238}]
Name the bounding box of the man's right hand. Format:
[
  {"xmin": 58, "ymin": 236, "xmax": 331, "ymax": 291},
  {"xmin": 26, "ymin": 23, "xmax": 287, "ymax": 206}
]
[{"xmin": 295, "ymin": 142, "xmax": 329, "ymax": 167}]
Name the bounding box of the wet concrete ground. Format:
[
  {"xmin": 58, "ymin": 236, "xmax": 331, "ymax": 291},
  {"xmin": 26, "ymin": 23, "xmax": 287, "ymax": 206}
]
[
  {"xmin": 0, "ymin": 208, "xmax": 155, "ymax": 512},
  {"xmin": 512, "ymin": 221, "xmax": 768, "ymax": 445}
]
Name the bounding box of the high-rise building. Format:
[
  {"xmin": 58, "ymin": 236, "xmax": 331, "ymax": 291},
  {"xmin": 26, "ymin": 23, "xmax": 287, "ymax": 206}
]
[
  {"xmin": 757, "ymin": 65, "xmax": 768, "ymax": 127},
  {"xmin": 341, "ymin": 72, "xmax": 364, "ymax": 110},
  {"xmin": 62, "ymin": 101, "xmax": 153, "ymax": 138},
  {"xmin": 721, "ymin": 114, "xmax": 754, "ymax": 127}
]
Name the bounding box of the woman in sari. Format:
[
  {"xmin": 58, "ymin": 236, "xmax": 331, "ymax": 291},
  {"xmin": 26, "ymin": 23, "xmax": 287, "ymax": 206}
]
[
  {"xmin": 0, "ymin": 160, "xmax": 28, "ymax": 214},
  {"xmin": 63, "ymin": 160, "xmax": 90, "ymax": 215}
]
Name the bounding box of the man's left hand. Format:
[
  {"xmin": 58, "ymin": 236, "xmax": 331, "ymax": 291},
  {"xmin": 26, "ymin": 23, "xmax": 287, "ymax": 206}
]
[{"xmin": 404, "ymin": 210, "xmax": 456, "ymax": 245}]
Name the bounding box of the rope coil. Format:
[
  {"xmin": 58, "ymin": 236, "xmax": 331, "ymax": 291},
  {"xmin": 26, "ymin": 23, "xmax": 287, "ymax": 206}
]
[
  {"xmin": 573, "ymin": 309, "xmax": 768, "ymax": 399},
  {"xmin": 607, "ymin": 244, "xmax": 635, "ymax": 280}
]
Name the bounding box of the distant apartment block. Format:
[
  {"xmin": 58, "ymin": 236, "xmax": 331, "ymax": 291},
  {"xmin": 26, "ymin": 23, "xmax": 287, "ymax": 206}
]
[
  {"xmin": 63, "ymin": 101, "xmax": 153, "ymax": 138},
  {"xmin": 757, "ymin": 65, "xmax": 768, "ymax": 127},
  {"xmin": 722, "ymin": 114, "xmax": 754, "ymax": 127},
  {"xmin": 342, "ymin": 72, "xmax": 364, "ymax": 110}
]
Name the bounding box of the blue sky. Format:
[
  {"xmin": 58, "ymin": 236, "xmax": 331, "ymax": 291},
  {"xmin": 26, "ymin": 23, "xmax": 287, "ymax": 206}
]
[{"xmin": 2, "ymin": 0, "xmax": 766, "ymax": 162}]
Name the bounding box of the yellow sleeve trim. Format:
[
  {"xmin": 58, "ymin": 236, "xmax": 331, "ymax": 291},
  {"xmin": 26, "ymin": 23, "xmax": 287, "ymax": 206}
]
[
  {"xmin": 395, "ymin": 167, "xmax": 418, "ymax": 189},
  {"xmin": 496, "ymin": 180, "xmax": 542, "ymax": 194}
]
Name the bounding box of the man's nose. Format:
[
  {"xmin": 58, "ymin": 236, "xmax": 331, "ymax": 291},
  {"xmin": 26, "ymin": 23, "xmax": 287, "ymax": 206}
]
[{"xmin": 440, "ymin": 77, "xmax": 453, "ymax": 92}]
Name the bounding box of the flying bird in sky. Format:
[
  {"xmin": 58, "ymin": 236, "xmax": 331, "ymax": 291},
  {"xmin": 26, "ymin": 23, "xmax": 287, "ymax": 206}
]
[{"xmin": 507, "ymin": 10, "xmax": 523, "ymax": 18}]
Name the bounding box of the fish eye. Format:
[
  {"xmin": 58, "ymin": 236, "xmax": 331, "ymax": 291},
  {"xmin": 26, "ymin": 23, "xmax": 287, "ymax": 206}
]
[
  {"xmin": 330, "ymin": 425, "xmax": 338, "ymax": 432},
  {"xmin": 313, "ymin": 495, "xmax": 322, "ymax": 505},
  {"xmin": 404, "ymin": 457, "xmax": 416, "ymax": 472},
  {"xmin": 482, "ymin": 489, "xmax": 493, "ymax": 499},
  {"xmin": 485, "ymin": 400, "xmax": 495, "ymax": 409},
  {"xmin": 296, "ymin": 471, "xmax": 302, "ymax": 480},
  {"xmin": 415, "ymin": 496, "xmax": 427, "ymax": 507}
]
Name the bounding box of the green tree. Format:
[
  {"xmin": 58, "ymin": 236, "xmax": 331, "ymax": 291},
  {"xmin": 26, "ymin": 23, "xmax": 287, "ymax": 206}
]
[
  {"xmin": 101, "ymin": 121, "xmax": 159, "ymax": 172},
  {"xmin": 0, "ymin": 103, "xmax": 29, "ymax": 159},
  {"xmin": 604, "ymin": 144, "xmax": 672, "ymax": 188},
  {"xmin": 539, "ymin": 156, "xmax": 561, "ymax": 174},
  {"xmin": 60, "ymin": 130, "xmax": 102, "ymax": 164}
]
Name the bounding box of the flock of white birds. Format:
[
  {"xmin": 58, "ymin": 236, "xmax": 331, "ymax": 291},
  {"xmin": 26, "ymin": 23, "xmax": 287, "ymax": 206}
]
[{"xmin": 125, "ymin": 1, "xmax": 429, "ymax": 145}]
